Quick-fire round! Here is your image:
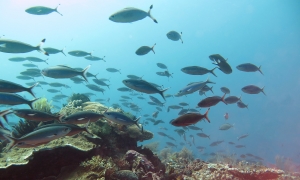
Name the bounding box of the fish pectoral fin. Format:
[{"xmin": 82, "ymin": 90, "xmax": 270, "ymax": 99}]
[
  {"xmin": 77, "ymin": 118, "xmax": 86, "ymax": 121},
  {"xmin": 28, "ymin": 113, "xmax": 37, "ymax": 116}
]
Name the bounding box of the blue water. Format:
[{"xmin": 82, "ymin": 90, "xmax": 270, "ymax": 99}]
[{"xmin": 1, "ymin": 0, "xmax": 300, "ymax": 167}]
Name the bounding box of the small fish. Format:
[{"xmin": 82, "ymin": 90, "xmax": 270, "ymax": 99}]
[
  {"xmin": 166, "ymin": 142, "xmax": 177, "ymax": 148},
  {"xmin": 68, "ymin": 50, "xmax": 91, "ymax": 57},
  {"xmin": 43, "ymin": 47, "xmax": 66, "ymax": 56},
  {"xmin": 225, "ymin": 95, "xmax": 241, "ymax": 104},
  {"xmin": 157, "ymin": 132, "xmax": 168, "ymax": 137},
  {"xmin": 238, "ymin": 134, "xmax": 249, "ymax": 141},
  {"xmin": 153, "ymin": 120, "xmax": 164, "ymax": 125},
  {"xmin": 170, "ymin": 108, "xmax": 210, "ymax": 127},
  {"xmin": 109, "ymin": 5, "xmax": 157, "ymax": 23},
  {"xmin": 198, "ymin": 94, "xmax": 227, "ymax": 107},
  {"xmin": 178, "ymin": 109, "xmax": 189, "ymax": 115},
  {"xmin": 22, "ymin": 63, "xmax": 38, "ymax": 68},
  {"xmin": 123, "ymin": 79, "xmax": 168, "ymax": 100},
  {"xmin": 179, "ymin": 102, "xmax": 189, "ymax": 106},
  {"xmin": 196, "ymin": 133, "xmax": 210, "ymax": 139},
  {"xmin": 25, "ymin": 4, "xmax": 62, "ymax": 16},
  {"xmin": 237, "ymin": 101, "xmax": 248, "ymax": 109},
  {"xmin": 12, "ymin": 109, "xmax": 62, "ymax": 122},
  {"xmin": 210, "ymin": 140, "xmax": 224, "ymax": 146},
  {"xmin": 117, "ymin": 87, "xmax": 132, "ymax": 92},
  {"xmin": 235, "ymin": 145, "xmax": 246, "ymax": 148},
  {"xmin": 220, "ymin": 87, "xmax": 230, "ymax": 94},
  {"xmin": 86, "ymin": 84, "xmax": 105, "ymax": 94},
  {"xmin": 85, "ymin": 56, "xmax": 106, "ymax": 62},
  {"xmin": 210, "ymin": 54, "xmax": 232, "ymax": 74},
  {"xmin": 168, "ymin": 105, "xmax": 183, "ymax": 109},
  {"xmin": 8, "ymin": 57, "xmax": 27, "ymax": 62},
  {"xmin": 49, "ymin": 82, "xmax": 65, "ymax": 87},
  {"xmin": 0, "ymin": 38, "xmax": 48, "ymax": 55},
  {"xmin": 103, "ymin": 111, "xmax": 141, "ymax": 129},
  {"xmin": 152, "ymin": 111, "xmax": 159, "ymax": 118},
  {"xmin": 236, "ymin": 63, "xmax": 263, "ymax": 75},
  {"xmin": 106, "ymin": 68, "xmax": 121, "ymax": 74},
  {"xmin": 176, "ymin": 77, "xmax": 215, "ymax": 96},
  {"xmin": 224, "ymin": 112, "xmax": 229, "ymax": 120},
  {"xmin": 181, "ymin": 66, "xmax": 217, "ymax": 77},
  {"xmin": 187, "ymin": 125, "xmax": 203, "ymax": 131},
  {"xmin": 135, "ymin": 43, "xmax": 156, "ymax": 56},
  {"xmin": 149, "ymin": 95, "xmax": 164, "ymax": 106},
  {"xmin": 167, "ymin": 31, "xmax": 183, "ymax": 43},
  {"xmin": 42, "ymin": 65, "xmax": 90, "ymax": 82},
  {"xmin": 156, "ymin": 63, "xmax": 168, "ymax": 69},
  {"xmin": 0, "ymin": 93, "xmax": 39, "ymax": 109},
  {"xmin": 242, "ymin": 85, "xmax": 265, "ymax": 95},
  {"xmin": 0, "ymin": 79, "xmax": 38, "ymax": 97},
  {"xmin": 16, "ymin": 75, "xmax": 34, "ymax": 81},
  {"xmin": 62, "ymin": 112, "xmax": 104, "ymax": 124},
  {"xmin": 219, "ymin": 123, "xmax": 234, "ymax": 130},
  {"xmin": 93, "ymin": 79, "xmax": 110, "ymax": 89}
]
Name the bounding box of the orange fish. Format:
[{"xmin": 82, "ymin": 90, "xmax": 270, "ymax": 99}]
[{"xmin": 224, "ymin": 112, "xmax": 229, "ymax": 120}]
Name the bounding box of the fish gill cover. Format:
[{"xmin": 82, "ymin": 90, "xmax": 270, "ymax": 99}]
[{"xmin": 0, "ymin": 0, "xmax": 299, "ymax": 179}]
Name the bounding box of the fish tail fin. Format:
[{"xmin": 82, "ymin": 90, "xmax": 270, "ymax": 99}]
[
  {"xmin": 37, "ymin": 39, "xmax": 49, "ymax": 56},
  {"xmin": 222, "ymin": 93, "xmax": 227, "ymax": 105},
  {"xmin": 57, "ymin": 114, "xmax": 65, "ymax": 123},
  {"xmin": 1, "ymin": 109, "xmax": 12, "ymax": 124},
  {"xmin": 29, "ymin": 98, "xmax": 40, "ymax": 109},
  {"xmin": 26, "ymin": 82, "xmax": 38, "ymax": 98},
  {"xmin": 135, "ymin": 116, "xmax": 142, "ymax": 129},
  {"xmin": 102, "ymin": 56, "xmax": 106, "ymax": 62},
  {"xmin": 94, "ymin": 73, "xmax": 99, "ymax": 79},
  {"xmin": 148, "ymin": 5, "xmax": 157, "ymax": 23},
  {"xmin": 61, "ymin": 47, "xmax": 66, "ymax": 56},
  {"xmin": 55, "ymin": 4, "xmax": 63, "ymax": 16},
  {"xmin": 210, "ymin": 86, "xmax": 214, "ymax": 94},
  {"xmin": 203, "ymin": 108, "xmax": 211, "ymax": 123},
  {"xmin": 159, "ymin": 87, "xmax": 169, "ymax": 101},
  {"xmin": 151, "ymin": 43, "xmax": 156, "ymax": 54},
  {"xmin": 180, "ymin": 32, "xmax": 183, "ymax": 44},
  {"xmin": 210, "ymin": 67, "xmax": 217, "ymax": 77},
  {"xmin": 258, "ymin": 65, "xmax": 263, "ymax": 75},
  {"xmin": 208, "ymin": 135, "xmax": 210, "ymax": 140},
  {"xmin": 82, "ymin": 65, "xmax": 91, "ymax": 82},
  {"xmin": 239, "ymin": 94, "xmax": 242, "ymax": 101},
  {"xmin": 261, "ymin": 86, "xmax": 266, "ymax": 96},
  {"xmin": 3, "ymin": 135, "xmax": 18, "ymax": 152},
  {"xmin": 205, "ymin": 76, "xmax": 215, "ymax": 84}
]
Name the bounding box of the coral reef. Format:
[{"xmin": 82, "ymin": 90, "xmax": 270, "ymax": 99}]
[
  {"xmin": 11, "ymin": 119, "xmax": 39, "ymax": 138},
  {"xmin": 67, "ymin": 93, "xmax": 90, "ymax": 107},
  {"xmin": 33, "ymin": 97, "xmax": 53, "ymax": 113},
  {"xmin": 143, "ymin": 141, "xmax": 159, "ymax": 153}
]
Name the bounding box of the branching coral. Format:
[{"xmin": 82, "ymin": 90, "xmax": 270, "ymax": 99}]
[
  {"xmin": 11, "ymin": 119, "xmax": 39, "ymax": 138},
  {"xmin": 80, "ymin": 155, "xmax": 116, "ymax": 171}
]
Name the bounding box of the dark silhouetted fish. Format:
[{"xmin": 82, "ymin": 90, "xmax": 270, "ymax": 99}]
[
  {"xmin": 170, "ymin": 108, "xmax": 210, "ymax": 127},
  {"xmin": 167, "ymin": 31, "xmax": 183, "ymax": 43},
  {"xmin": 0, "ymin": 93, "xmax": 39, "ymax": 109},
  {"xmin": 242, "ymin": 85, "xmax": 265, "ymax": 95},
  {"xmin": 181, "ymin": 66, "xmax": 217, "ymax": 77},
  {"xmin": 236, "ymin": 63, "xmax": 263, "ymax": 75},
  {"xmin": 135, "ymin": 43, "xmax": 156, "ymax": 55},
  {"xmin": 198, "ymin": 94, "xmax": 227, "ymax": 107}
]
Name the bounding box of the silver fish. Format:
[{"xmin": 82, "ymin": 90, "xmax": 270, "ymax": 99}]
[
  {"xmin": 236, "ymin": 63, "xmax": 263, "ymax": 75},
  {"xmin": 135, "ymin": 43, "xmax": 156, "ymax": 55},
  {"xmin": 106, "ymin": 68, "xmax": 121, "ymax": 74},
  {"xmin": 62, "ymin": 111, "xmax": 104, "ymax": 124},
  {"xmin": 242, "ymin": 85, "xmax": 265, "ymax": 95},
  {"xmin": 176, "ymin": 78, "xmax": 215, "ymax": 96},
  {"xmin": 68, "ymin": 50, "xmax": 91, "ymax": 57},
  {"xmin": 109, "ymin": 5, "xmax": 157, "ymax": 23},
  {"xmin": 122, "ymin": 79, "xmax": 168, "ymax": 100},
  {"xmin": 0, "ymin": 39, "xmax": 48, "ymax": 55},
  {"xmin": 25, "ymin": 4, "xmax": 62, "ymax": 16},
  {"xmin": 43, "ymin": 47, "xmax": 66, "ymax": 56},
  {"xmin": 85, "ymin": 56, "xmax": 105, "ymax": 61},
  {"xmin": 167, "ymin": 31, "xmax": 183, "ymax": 43},
  {"xmin": 0, "ymin": 93, "xmax": 39, "ymax": 109},
  {"xmin": 0, "ymin": 79, "xmax": 38, "ymax": 97},
  {"xmin": 86, "ymin": 84, "xmax": 105, "ymax": 94},
  {"xmin": 3, "ymin": 126, "xmax": 70, "ymax": 151},
  {"xmin": 42, "ymin": 65, "xmax": 90, "ymax": 82},
  {"xmin": 156, "ymin": 63, "xmax": 167, "ymax": 69},
  {"xmin": 219, "ymin": 123, "xmax": 234, "ymax": 130}
]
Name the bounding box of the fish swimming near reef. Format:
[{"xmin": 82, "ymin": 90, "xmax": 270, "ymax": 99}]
[
  {"xmin": 0, "ymin": 79, "xmax": 38, "ymax": 98},
  {"xmin": 103, "ymin": 111, "xmax": 142, "ymax": 130},
  {"xmin": 109, "ymin": 5, "xmax": 157, "ymax": 23},
  {"xmin": 0, "ymin": 38, "xmax": 48, "ymax": 55},
  {"xmin": 3, "ymin": 126, "xmax": 71, "ymax": 151},
  {"xmin": 170, "ymin": 108, "xmax": 210, "ymax": 126},
  {"xmin": 12, "ymin": 109, "xmax": 62, "ymax": 122},
  {"xmin": 25, "ymin": 4, "xmax": 62, "ymax": 16},
  {"xmin": 41, "ymin": 65, "xmax": 90, "ymax": 82},
  {"xmin": 0, "ymin": 93, "xmax": 39, "ymax": 109},
  {"xmin": 61, "ymin": 111, "xmax": 104, "ymax": 124},
  {"xmin": 122, "ymin": 79, "xmax": 168, "ymax": 100},
  {"xmin": 167, "ymin": 31, "xmax": 183, "ymax": 43}
]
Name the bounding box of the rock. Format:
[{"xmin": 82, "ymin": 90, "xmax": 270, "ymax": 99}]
[{"xmin": 111, "ymin": 170, "xmax": 138, "ymax": 180}]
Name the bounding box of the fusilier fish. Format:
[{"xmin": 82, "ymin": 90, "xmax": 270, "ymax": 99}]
[
  {"xmin": 93, "ymin": 79, "xmax": 110, "ymax": 89},
  {"xmin": 85, "ymin": 56, "xmax": 105, "ymax": 61},
  {"xmin": 41, "ymin": 65, "xmax": 90, "ymax": 82},
  {"xmin": 26, "ymin": 57, "xmax": 48, "ymax": 64},
  {"xmin": 198, "ymin": 94, "xmax": 227, "ymax": 107},
  {"xmin": 122, "ymin": 79, "xmax": 168, "ymax": 100},
  {"xmin": 238, "ymin": 134, "xmax": 249, "ymax": 141},
  {"xmin": 0, "ymin": 79, "xmax": 38, "ymax": 97},
  {"xmin": 219, "ymin": 123, "xmax": 234, "ymax": 130},
  {"xmin": 170, "ymin": 108, "xmax": 210, "ymax": 127},
  {"xmin": 106, "ymin": 68, "xmax": 121, "ymax": 74},
  {"xmin": 220, "ymin": 87, "xmax": 230, "ymax": 94},
  {"xmin": 237, "ymin": 101, "xmax": 248, "ymax": 109},
  {"xmin": 8, "ymin": 57, "xmax": 27, "ymax": 62},
  {"xmin": 61, "ymin": 112, "xmax": 104, "ymax": 124},
  {"xmin": 135, "ymin": 43, "xmax": 156, "ymax": 55},
  {"xmin": 236, "ymin": 63, "xmax": 263, "ymax": 75},
  {"xmin": 225, "ymin": 95, "xmax": 241, "ymax": 104},
  {"xmin": 25, "ymin": 4, "xmax": 62, "ymax": 16},
  {"xmin": 176, "ymin": 78, "xmax": 215, "ymax": 96},
  {"xmin": 166, "ymin": 31, "xmax": 183, "ymax": 43},
  {"xmin": 242, "ymin": 85, "xmax": 265, "ymax": 95},
  {"xmin": 86, "ymin": 84, "xmax": 105, "ymax": 94},
  {"xmin": 181, "ymin": 66, "xmax": 217, "ymax": 77},
  {"xmin": 0, "ymin": 39, "xmax": 48, "ymax": 55},
  {"xmin": 68, "ymin": 50, "xmax": 91, "ymax": 57},
  {"xmin": 196, "ymin": 133, "xmax": 210, "ymax": 139},
  {"xmin": 103, "ymin": 111, "xmax": 141, "ymax": 129},
  {"xmin": 3, "ymin": 126, "xmax": 71, "ymax": 151},
  {"xmin": 0, "ymin": 93, "xmax": 39, "ymax": 109},
  {"xmin": 43, "ymin": 47, "xmax": 66, "ymax": 56},
  {"xmin": 109, "ymin": 5, "xmax": 157, "ymax": 23},
  {"xmin": 12, "ymin": 109, "xmax": 62, "ymax": 122},
  {"xmin": 156, "ymin": 63, "xmax": 167, "ymax": 69}
]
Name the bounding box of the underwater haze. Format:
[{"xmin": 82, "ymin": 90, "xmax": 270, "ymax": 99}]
[{"xmin": 1, "ymin": 0, "xmax": 300, "ymax": 167}]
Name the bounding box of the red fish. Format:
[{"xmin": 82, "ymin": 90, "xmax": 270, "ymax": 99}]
[
  {"xmin": 198, "ymin": 93, "xmax": 227, "ymax": 107},
  {"xmin": 170, "ymin": 108, "xmax": 210, "ymax": 127},
  {"xmin": 224, "ymin": 112, "xmax": 229, "ymax": 120}
]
